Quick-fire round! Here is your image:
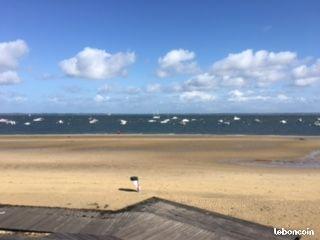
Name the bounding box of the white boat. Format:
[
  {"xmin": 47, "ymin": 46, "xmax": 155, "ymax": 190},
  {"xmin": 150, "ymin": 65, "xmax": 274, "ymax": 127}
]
[
  {"xmin": 254, "ymin": 118, "xmax": 261, "ymax": 123},
  {"xmin": 233, "ymin": 116, "xmax": 240, "ymax": 121},
  {"xmin": 218, "ymin": 119, "xmax": 224, "ymax": 123},
  {"xmin": 223, "ymin": 121, "xmax": 231, "ymax": 125},
  {"xmin": 120, "ymin": 119, "xmax": 127, "ymax": 125},
  {"xmin": 180, "ymin": 119, "xmax": 189, "ymax": 125},
  {"xmin": 153, "ymin": 116, "xmax": 160, "ymax": 119},
  {"xmin": 89, "ymin": 118, "xmax": 98, "ymax": 124},
  {"xmin": 160, "ymin": 119, "xmax": 170, "ymax": 124},
  {"xmin": 24, "ymin": 122, "xmax": 31, "ymax": 126},
  {"xmin": 0, "ymin": 118, "xmax": 8, "ymax": 123},
  {"xmin": 0, "ymin": 118, "xmax": 16, "ymax": 125},
  {"xmin": 298, "ymin": 118, "xmax": 303, "ymax": 122},
  {"xmin": 33, "ymin": 117, "xmax": 44, "ymax": 122},
  {"xmin": 57, "ymin": 120, "xmax": 64, "ymax": 124},
  {"xmin": 171, "ymin": 116, "xmax": 178, "ymax": 120},
  {"xmin": 148, "ymin": 119, "xmax": 156, "ymax": 123},
  {"xmin": 280, "ymin": 120, "xmax": 287, "ymax": 124},
  {"xmin": 314, "ymin": 121, "xmax": 320, "ymax": 127}
]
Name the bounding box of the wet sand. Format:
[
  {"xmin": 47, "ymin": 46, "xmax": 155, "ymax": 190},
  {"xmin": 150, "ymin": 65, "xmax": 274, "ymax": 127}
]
[{"xmin": 0, "ymin": 135, "xmax": 319, "ymax": 237}]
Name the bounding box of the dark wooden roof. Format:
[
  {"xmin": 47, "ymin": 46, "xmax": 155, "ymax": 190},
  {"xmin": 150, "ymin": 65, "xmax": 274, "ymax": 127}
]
[{"xmin": 0, "ymin": 197, "xmax": 299, "ymax": 240}]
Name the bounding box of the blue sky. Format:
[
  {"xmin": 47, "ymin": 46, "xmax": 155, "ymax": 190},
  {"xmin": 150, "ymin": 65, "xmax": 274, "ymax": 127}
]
[{"xmin": 0, "ymin": 0, "xmax": 320, "ymax": 113}]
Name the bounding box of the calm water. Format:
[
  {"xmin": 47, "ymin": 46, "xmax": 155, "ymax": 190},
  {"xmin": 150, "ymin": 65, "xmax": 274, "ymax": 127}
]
[{"xmin": 1, "ymin": 114, "xmax": 320, "ymax": 135}]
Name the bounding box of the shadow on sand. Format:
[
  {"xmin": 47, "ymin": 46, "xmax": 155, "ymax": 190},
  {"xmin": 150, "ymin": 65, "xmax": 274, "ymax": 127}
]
[{"xmin": 118, "ymin": 188, "xmax": 137, "ymax": 192}]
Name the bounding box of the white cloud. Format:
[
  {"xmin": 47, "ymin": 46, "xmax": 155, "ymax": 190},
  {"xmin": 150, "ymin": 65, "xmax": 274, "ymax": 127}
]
[
  {"xmin": 94, "ymin": 94, "xmax": 110, "ymax": 103},
  {"xmin": 212, "ymin": 49, "xmax": 297, "ymax": 87},
  {"xmin": 0, "ymin": 39, "xmax": 29, "ymax": 70},
  {"xmin": 183, "ymin": 73, "xmax": 216, "ymax": 91},
  {"xmin": 0, "ymin": 91, "xmax": 27, "ymax": 103},
  {"xmin": 180, "ymin": 91, "xmax": 215, "ymax": 102},
  {"xmin": 60, "ymin": 47, "xmax": 135, "ymax": 80},
  {"xmin": 173, "ymin": 49, "xmax": 311, "ymax": 96},
  {"xmin": 277, "ymin": 94, "xmax": 290, "ymax": 101},
  {"xmin": 0, "ymin": 39, "xmax": 28, "ymax": 85},
  {"xmin": 293, "ymin": 60, "xmax": 320, "ymax": 86},
  {"xmin": 221, "ymin": 76, "xmax": 246, "ymax": 87},
  {"xmin": 146, "ymin": 83, "xmax": 162, "ymax": 93},
  {"xmin": 228, "ymin": 90, "xmax": 293, "ymax": 103},
  {"xmin": 228, "ymin": 89, "xmax": 270, "ymax": 102},
  {"xmin": 0, "ymin": 71, "xmax": 21, "ymax": 85},
  {"xmin": 157, "ymin": 49, "xmax": 198, "ymax": 77},
  {"xmin": 11, "ymin": 96, "xmax": 27, "ymax": 102}
]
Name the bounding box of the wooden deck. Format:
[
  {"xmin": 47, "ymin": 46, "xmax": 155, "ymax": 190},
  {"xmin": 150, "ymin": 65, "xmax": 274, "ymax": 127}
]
[{"xmin": 0, "ymin": 197, "xmax": 299, "ymax": 240}]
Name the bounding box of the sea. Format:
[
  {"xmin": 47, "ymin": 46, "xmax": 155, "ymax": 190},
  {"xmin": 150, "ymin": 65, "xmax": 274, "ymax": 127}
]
[{"xmin": 0, "ymin": 113, "xmax": 320, "ymax": 135}]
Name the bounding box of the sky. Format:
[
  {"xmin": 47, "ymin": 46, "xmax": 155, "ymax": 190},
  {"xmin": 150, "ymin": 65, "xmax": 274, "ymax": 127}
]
[{"xmin": 0, "ymin": 0, "xmax": 320, "ymax": 113}]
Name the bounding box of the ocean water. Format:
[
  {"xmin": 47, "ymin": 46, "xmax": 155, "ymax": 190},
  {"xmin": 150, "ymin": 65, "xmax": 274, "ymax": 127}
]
[{"xmin": 0, "ymin": 114, "xmax": 320, "ymax": 135}]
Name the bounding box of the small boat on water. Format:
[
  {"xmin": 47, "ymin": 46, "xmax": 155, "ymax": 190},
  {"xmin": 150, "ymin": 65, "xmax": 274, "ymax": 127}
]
[
  {"xmin": 160, "ymin": 119, "xmax": 170, "ymax": 124},
  {"xmin": 233, "ymin": 116, "xmax": 240, "ymax": 121},
  {"xmin": 314, "ymin": 121, "xmax": 320, "ymax": 127},
  {"xmin": 120, "ymin": 119, "xmax": 127, "ymax": 125},
  {"xmin": 33, "ymin": 117, "xmax": 44, "ymax": 122},
  {"xmin": 89, "ymin": 118, "xmax": 98, "ymax": 124},
  {"xmin": 180, "ymin": 119, "xmax": 189, "ymax": 125},
  {"xmin": 0, "ymin": 118, "xmax": 16, "ymax": 125}
]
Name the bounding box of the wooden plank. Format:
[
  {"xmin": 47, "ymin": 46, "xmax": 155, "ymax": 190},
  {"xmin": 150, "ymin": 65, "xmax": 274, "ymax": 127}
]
[
  {"xmin": 43, "ymin": 233, "xmax": 122, "ymax": 240},
  {"xmin": 139, "ymin": 199, "xmax": 295, "ymax": 240},
  {"xmin": 0, "ymin": 198, "xmax": 299, "ymax": 240}
]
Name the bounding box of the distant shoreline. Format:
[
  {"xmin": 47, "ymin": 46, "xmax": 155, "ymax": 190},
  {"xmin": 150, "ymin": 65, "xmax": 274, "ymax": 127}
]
[{"xmin": 1, "ymin": 133, "xmax": 320, "ymax": 138}]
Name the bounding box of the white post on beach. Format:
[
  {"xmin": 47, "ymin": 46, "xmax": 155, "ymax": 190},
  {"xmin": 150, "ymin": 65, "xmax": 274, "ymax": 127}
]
[{"xmin": 130, "ymin": 176, "xmax": 140, "ymax": 192}]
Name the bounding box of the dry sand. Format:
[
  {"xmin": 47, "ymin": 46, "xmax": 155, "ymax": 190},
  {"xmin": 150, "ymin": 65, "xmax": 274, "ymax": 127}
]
[{"xmin": 0, "ymin": 135, "xmax": 319, "ymax": 237}]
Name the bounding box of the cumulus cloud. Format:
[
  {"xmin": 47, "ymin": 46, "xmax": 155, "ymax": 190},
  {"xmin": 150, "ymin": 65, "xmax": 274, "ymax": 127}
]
[
  {"xmin": 94, "ymin": 94, "xmax": 110, "ymax": 103},
  {"xmin": 0, "ymin": 71, "xmax": 21, "ymax": 85},
  {"xmin": 293, "ymin": 60, "xmax": 320, "ymax": 86},
  {"xmin": 180, "ymin": 91, "xmax": 215, "ymax": 102},
  {"xmin": 228, "ymin": 90, "xmax": 292, "ymax": 103},
  {"xmin": 157, "ymin": 49, "xmax": 198, "ymax": 77},
  {"xmin": 60, "ymin": 47, "xmax": 135, "ymax": 80},
  {"xmin": 146, "ymin": 83, "xmax": 162, "ymax": 93},
  {"xmin": 173, "ymin": 49, "xmax": 309, "ymax": 97},
  {"xmin": 183, "ymin": 73, "xmax": 216, "ymax": 91},
  {"xmin": 277, "ymin": 94, "xmax": 290, "ymax": 101},
  {"xmin": 0, "ymin": 91, "xmax": 27, "ymax": 103},
  {"xmin": 0, "ymin": 39, "xmax": 29, "ymax": 85},
  {"xmin": 212, "ymin": 49, "xmax": 297, "ymax": 87},
  {"xmin": 150, "ymin": 49, "xmax": 320, "ymax": 107},
  {"xmin": 228, "ymin": 90, "xmax": 270, "ymax": 102}
]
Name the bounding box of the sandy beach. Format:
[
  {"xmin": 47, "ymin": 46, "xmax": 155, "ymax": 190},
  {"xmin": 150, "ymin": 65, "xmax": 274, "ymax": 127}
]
[{"xmin": 0, "ymin": 135, "xmax": 319, "ymax": 236}]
